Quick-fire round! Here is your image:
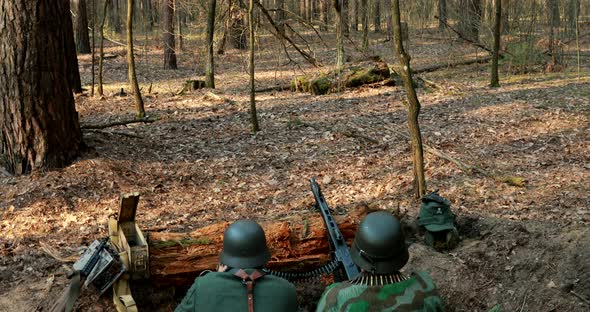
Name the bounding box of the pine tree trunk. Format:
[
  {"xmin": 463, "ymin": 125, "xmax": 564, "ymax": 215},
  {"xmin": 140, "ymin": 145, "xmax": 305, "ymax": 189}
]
[
  {"xmin": 249, "ymin": 0, "xmax": 259, "ymax": 133},
  {"xmin": 438, "ymin": 0, "xmax": 447, "ymax": 31},
  {"xmin": 65, "ymin": 11, "xmax": 83, "ymax": 94},
  {"xmin": 163, "ymin": 0, "xmax": 177, "ymax": 69},
  {"xmin": 206, "ymin": 0, "xmax": 217, "ymax": 88},
  {"xmin": 391, "ymin": 0, "xmax": 426, "ymax": 198},
  {"xmin": 127, "ymin": 0, "xmax": 146, "ymax": 118},
  {"xmin": 490, "ymin": 0, "xmax": 501, "ymax": 87},
  {"xmin": 73, "ymin": 0, "xmax": 92, "ymax": 53},
  {"xmin": 0, "ymin": 0, "xmax": 84, "ymax": 174}
]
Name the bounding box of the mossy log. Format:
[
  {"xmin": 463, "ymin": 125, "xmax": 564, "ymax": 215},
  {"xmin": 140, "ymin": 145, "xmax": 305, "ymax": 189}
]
[
  {"xmin": 290, "ymin": 60, "xmax": 393, "ymax": 95},
  {"xmin": 149, "ymin": 215, "xmax": 358, "ymax": 286}
]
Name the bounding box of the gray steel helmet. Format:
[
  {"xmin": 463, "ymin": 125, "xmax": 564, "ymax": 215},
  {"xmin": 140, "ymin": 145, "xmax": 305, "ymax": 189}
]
[
  {"xmin": 219, "ymin": 220, "xmax": 270, "ymax": 268},
  {"xmin": 350, "ymin": 211, "xmax": 409, "ymax": 274}
]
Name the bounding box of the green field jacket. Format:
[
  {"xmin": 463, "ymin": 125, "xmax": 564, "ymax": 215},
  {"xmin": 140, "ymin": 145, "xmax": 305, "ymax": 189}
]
[{"xmin": 175, "ymin": 270, "xmax": 298, "ymax": 312}]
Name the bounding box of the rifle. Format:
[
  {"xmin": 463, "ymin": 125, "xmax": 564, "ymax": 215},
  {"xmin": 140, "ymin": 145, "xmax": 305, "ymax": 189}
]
[
  {"xmin": 263, "ymin": 178, "xmax": 360, "ymax": 282},
  {"xmin": 310, "ymin": 177, "xmax": 360, "ymax": 281}
]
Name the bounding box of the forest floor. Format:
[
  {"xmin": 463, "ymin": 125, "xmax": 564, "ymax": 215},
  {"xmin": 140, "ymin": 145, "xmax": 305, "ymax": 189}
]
[{"xmin": 1, "ymin": 27, "xmax": 589, "ymax": 312}]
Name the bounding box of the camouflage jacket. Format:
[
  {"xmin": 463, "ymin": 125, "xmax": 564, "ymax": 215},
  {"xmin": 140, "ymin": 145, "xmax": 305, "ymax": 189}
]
[
  {"xmin": 175, "ymin": 270, "xmax": 298, "ymax": 312},
  {"xmin": 315, "ymin": 271, "xmax": 443, "ymax": 312}
]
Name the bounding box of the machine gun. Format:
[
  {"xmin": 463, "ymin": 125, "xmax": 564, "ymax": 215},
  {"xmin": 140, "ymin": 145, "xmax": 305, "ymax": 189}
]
[
  {"xmin": 264, "ymin": 178, "xmax": 359, "ymax": 282},
  {"xmin": 310, "ymin": 177, "xmax": 360, "ymax": 281}
]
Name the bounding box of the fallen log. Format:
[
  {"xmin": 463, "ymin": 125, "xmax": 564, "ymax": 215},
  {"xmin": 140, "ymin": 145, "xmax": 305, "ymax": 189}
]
[
  {"xmin": 412, "ymin": 56, "xmax": 493, "ymax": 74},
  {"xmin": 148, "ymin": 215, "xmax": 358, "ymax": 286}
]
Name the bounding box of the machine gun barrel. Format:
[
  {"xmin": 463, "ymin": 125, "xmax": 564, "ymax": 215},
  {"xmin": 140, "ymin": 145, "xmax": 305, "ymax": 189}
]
[{"xmin": 310, "ymin": 178, "xmax": 359, "ymax": 280}]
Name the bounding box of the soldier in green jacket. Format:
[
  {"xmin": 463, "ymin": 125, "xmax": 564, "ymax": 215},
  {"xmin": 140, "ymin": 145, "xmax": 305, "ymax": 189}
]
[
  {"xmin": 316, "ymin": 211, "xmax": 443, "ymax": 312},
  {"xmin": 175, "ymin": 220, "xmax": 298, "ymax": 312}
]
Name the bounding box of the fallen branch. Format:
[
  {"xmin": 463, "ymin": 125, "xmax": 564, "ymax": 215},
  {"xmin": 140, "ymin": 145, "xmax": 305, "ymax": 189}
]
[
  {"xmin": 83, "ymin": 129, "xmax": 143, "ymax": 138},
  {"xmin": 80, "ymin": 117, "xmax": 156, "ymax": 130},
  {"xmin": 570, "ymin": 290, "xmax": 590, "ymax": 306},
  {"xmin": 413, "ymin": 56, "xmax": 493, "ymax": 74},
  {"xmin": 40, "ymin": 242, "xmax": 78, "ymax": 263},
  {"xmin": 255, "ymin": 84, "xmax": 291, "ymax": 93}
]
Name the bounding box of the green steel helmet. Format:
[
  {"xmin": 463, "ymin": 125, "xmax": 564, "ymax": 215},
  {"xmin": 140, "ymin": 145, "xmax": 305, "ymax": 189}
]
[
  {"xmin": 350, "ymin": 211, "xmax": 409, "ymax": 274},
  {"xmin": 219, "ymin": 220, "xmax": 270, "ymax": 268}
]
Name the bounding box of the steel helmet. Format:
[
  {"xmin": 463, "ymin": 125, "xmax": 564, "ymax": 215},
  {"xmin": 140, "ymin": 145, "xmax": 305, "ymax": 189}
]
[
  {"xmin": 219, "ymin": 220, "xmax": 271, "ymax": 268},
  {"xmin": 350, "ymin": 211, "xmax": 409, "ymax": 274}
]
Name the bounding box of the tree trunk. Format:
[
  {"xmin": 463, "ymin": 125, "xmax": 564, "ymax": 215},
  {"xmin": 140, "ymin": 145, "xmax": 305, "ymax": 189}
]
[
  {"xmin": 229, "ymin": 1, "xmax": 247, "ymax": 49},
  {"xmin": 384, "ymin": 0, "xmax": 392, "ymax": 40},
  {"xmin": 111, "ymin": 0, "xmax": 122, "ymax": 33},
  {"xmin": 458, "ymin": 0, "xmax": 482, "ymax": 42},
  {"xmin": 127, "ymin": 0, "xmax": 146, "ymax": 118},
  {"xmin": 0, "ymin": 0, "xmax": 84, "ymax": 175},
  {"xmin": 321, "ymin": 0, "xmax": 330, "ymax": 30},
  {"xmin": 501, "ymin": 0, "xmax": 509, "ymax": 34},
  {"xmin": 73, "ymin": 0, "xmax": 92, "ymax": 53},
  {"xmin": 373, "ymin": 0, "xmax": 380, "ymax": 33},
  {"xmin": 276, "ymin": 0, "xmax": 286, "ymax": 34},
  {"xmin": 249, "ymin": 0, "xmax": 259, "ymax": 133},
  {"xmin": 91, "ymin": 0, "xmax": 96, "ymax": 97},
  {"xmin": 177, "ymin": 2, "xmax": 183, "ymax": 51},
  {"xmin": 352, "ymin": 0, "xmax": 358, "ymax": 31},
  {"xmin": 206, "ymin": 0, "xmax": 216, "ymax": 88},
  {"xmin": 566, "ymin": 0, "xmax": 580, "ymax": 37},
  {"xmin": 391, "ymin": 0, "xmax": 426, "ymax": 198},
  {"xmin": 361, "ymin": 0, "xmax": 368, "ymax": 51},
  {"xmin": 163, "ymin": 0, "xmax": 177, "ymax": 69},
  {"xmin": 438, "ymin": 0, "xmax": 447, "ymax": 31},
  {"xmin": 342, "ymin": 0, "xmax": 349, "ymax": 34},
  {"xmin": 98, "ymin": 0, "xmax": 110, "ymax": 96},
  {"xmin": 149, "ymin": 215, "xmax": 358, "ymax": 285},
  {"xmin": 65, "ymin": 9, "xmax": 83, "ymax": 94},
  {"xmin": 490, "ymin": 0, "xmax": 501, "ymax": 87},
  {"xmin": 334, "ymin": 0, "xmax": 345, "ymax": 71},
  {"xmin": 546, "ymin": 0, "xmax": 560, "ymax": 27}
]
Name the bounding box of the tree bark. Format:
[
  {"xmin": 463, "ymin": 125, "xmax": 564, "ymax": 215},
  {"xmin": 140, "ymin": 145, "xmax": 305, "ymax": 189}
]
[
  {"xmin": 73, "ymin": 0, "xmax": 92, "ymax": 53},
  {"xmin": 111, "ymin": 0, "xmax": 122, "ymax": 33},
  {"xmin": 0, "ymin": 0, "xmax": 84, "ymax": 174},
  {"xmin": 352, "ymin": 0, "xmax": 358, "ymax": 31},
  {"xmin": 149, "ymin": 215, "xmax": 358, "ymax": 285},
  {"xmin": 384, "ymin": 0, "xmax": 392, "ymax": 40},
  {"xmin": 163, "ymin": 0, "xmax": 177, "ymax": 69},
  {"xmin": 276, "ymin": 0, "xmax": 286, "ymax": 34},
  {"xmin": 373, "ymin": 0, "xmax": 380, "ymax": 33},
  {"xmin": 361, "ymin": 0, "xmax": 368, "ymax": 51},
  {"xmin": 490, "ymin": 0, "xmax": 501, "ymax": 87},
  {"xmin": 127, "ymin": 0, "xmax": 146, "ymax": 118},
  {"xmin": 65, "ymin": 8, "xmax": 83, "ymax": 94},
  {"xmin": 391, "ymin": 0, "xmax": 426, "ymax": 198},
  {"xmin": 342, "ymin": 0, "xmax": 349, "ymax": 34},
  {"xmin": 91, "ymin": 0, "xmax": 96, "ymax": 97},
  {"xmin": 98, "ymin": 0, "xmax": 110, "ymax": 96},
  {"xmin": 206, "ymin": 0, "xmax": 217, "ymax": 88},
  {"xmin": 334, "ymin": 0, "xmax": 345, "ymax": 71},
  {"xmin": 249, "ymin": 0, "xmax": 259, "ymax": 133},
  {"xmin": 546, "ymin": 0, "xmax": 560, "ymax": 27},
  {"xmin": 438, "ymin": 0, "xmax": 447, "ymax": 31}
]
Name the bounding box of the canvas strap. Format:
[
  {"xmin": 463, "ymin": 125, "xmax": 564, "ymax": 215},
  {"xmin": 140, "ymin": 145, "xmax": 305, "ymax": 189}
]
[{"xmin": 232, "ymin": 269, "xmax": 265, "ymax": 312}]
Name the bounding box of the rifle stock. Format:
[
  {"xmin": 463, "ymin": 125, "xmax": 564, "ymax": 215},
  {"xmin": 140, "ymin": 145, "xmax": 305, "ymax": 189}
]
[{"xmin": 310, "ymin": 178, "xmax": 360, "ymax": 281}]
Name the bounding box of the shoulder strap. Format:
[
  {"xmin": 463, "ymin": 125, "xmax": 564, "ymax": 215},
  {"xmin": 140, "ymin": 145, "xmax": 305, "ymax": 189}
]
[{"xmin": 232, "ymin": 269, "xmax": 266, "ymax": 312}]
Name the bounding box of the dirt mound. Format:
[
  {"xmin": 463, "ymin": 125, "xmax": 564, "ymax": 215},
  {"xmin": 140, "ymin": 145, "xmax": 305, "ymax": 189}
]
[{"xmin": 406, "ymin": 216, "xmax": 589, "ymax": 311}]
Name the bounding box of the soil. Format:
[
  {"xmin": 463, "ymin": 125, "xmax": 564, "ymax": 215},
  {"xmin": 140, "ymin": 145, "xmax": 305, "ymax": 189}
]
[{"xmin": 1, "ymin": 25, "xmax": 589, "ymax": 312}]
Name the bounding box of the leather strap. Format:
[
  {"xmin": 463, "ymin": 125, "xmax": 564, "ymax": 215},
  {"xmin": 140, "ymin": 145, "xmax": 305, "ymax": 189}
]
[{"xmin": 232, "ymin": 269, "xmax": 265, "ymax": 312}]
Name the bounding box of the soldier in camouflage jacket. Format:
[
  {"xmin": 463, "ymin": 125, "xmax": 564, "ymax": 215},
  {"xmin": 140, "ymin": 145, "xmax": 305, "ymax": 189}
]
[{"xmin": 316, "ymin": 211, "xmax": 443, "ymax": 312}]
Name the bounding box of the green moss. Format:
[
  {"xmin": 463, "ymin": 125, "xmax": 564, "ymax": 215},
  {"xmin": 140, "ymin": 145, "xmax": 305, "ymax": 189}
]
[
  {"xmin": 310, "ymin": 75, "xmax": 332, "ymax": 95},
  {"xmin": 501, "ymin": 176, "xmax": 526, "ymax": 187},
  {"xmin": 152, "ymin": 237, "xmax": 212, "ymax": 249}
]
